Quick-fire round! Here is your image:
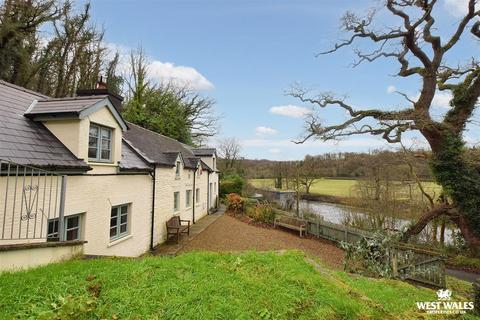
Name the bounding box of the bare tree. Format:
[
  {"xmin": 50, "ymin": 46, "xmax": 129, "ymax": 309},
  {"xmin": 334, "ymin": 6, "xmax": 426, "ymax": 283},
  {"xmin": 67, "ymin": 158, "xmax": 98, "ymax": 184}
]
[
  {"xmin": 123, "ymin": 48, "xmax": 219, "ymax": 145},
  {"xmin": 217, "ymin": 138, "xmax": 241, "ymax": 170},
  {"xmin": 292, "ymin": 0, "xmax": 480, "ymax": 254},
  {"xmin": 299, "ymin": 155, "xmax": 320, "ymax": 194},
  {"xmin": 172, "ymin": 85, "xmax": 219, "ymax": 145},
  {"xmin": 125, "ymin": 47, "xmax": 150, "ymax": 104}
]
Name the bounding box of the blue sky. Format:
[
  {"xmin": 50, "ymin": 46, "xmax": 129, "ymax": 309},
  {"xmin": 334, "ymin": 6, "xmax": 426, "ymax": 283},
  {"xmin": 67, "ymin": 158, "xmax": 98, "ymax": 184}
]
[{"xmin": 84, "ymin": 0, "xmax": 478, "ymax": 160}]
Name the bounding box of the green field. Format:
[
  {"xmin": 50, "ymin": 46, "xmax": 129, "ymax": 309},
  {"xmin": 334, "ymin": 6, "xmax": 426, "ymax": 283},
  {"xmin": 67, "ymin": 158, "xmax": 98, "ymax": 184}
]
[
  {"xmin": 1, "ymin": 251, "xmax": 474, "ymax": 319},
  {"xmin": 249, "ymin": 178, "xmax": 441, "ymax": 199}
]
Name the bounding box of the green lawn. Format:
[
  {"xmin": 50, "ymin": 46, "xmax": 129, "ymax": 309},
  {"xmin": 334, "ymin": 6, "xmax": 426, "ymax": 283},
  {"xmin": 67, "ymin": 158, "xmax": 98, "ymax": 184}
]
[
  {"xmin": 249, "ymin": 178, "xmax": 441, "ymax": 199},
  {"xmin": 0, "ymin": 251, "xmax": 476, "ymax": 319}
]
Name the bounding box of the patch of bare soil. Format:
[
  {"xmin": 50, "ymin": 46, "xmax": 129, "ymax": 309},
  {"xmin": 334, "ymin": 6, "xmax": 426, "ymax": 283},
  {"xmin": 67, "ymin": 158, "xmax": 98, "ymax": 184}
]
[{"xmin": 179, "ymin": 214, "xmax": 345, "ymax": 270}]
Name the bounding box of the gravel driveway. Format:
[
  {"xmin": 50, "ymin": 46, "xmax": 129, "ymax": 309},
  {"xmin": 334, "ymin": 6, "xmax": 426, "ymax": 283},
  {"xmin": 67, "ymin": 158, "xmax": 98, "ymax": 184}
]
[{"xmin": 179, "ymin": 214, "xmax": 344, "ymax": 269}]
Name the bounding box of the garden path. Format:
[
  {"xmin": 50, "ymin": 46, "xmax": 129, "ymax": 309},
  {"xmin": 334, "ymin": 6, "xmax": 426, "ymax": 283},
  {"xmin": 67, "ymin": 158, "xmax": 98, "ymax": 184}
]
[{"xmin": 179, "ymin": 213, "xmax": 344, "ymax": 269}]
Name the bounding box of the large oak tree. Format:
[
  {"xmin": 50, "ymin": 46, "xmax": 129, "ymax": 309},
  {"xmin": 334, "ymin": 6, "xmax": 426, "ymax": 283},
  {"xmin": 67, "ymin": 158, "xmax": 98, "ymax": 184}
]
[{"xmin": 293, "ymin": 0, "xmax": 480, "ymax": 255}]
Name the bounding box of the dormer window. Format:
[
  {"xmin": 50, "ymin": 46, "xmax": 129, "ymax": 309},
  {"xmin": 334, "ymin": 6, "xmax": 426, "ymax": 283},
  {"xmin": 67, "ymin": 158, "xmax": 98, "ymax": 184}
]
[
  {"xmin": 89, "ymin": 124, "xmax": 112, "ymax": 162},
  {"xmin": 175, "ymin": 161, "xmax": 181, "ymax": 179}
]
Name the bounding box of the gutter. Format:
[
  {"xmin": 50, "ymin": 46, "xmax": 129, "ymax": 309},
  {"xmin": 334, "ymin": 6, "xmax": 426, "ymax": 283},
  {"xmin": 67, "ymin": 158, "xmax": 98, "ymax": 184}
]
[
  {"xmin": 207, "ymin": 171, "xmax": 210, "ymax": 215},
  {"xmin": 192, "ymin": 167, "xmax": 197, "ymax": 224},
  {"xmin": 150, "ymin": 165, "xmax": 156, "ymax": 250}
]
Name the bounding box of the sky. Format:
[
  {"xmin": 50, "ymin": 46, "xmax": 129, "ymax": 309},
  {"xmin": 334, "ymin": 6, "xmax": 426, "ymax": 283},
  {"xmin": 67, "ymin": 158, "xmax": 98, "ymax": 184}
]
[{"xmin": 82, "ymin": 0, "xmax": 479, "ymax": 160}]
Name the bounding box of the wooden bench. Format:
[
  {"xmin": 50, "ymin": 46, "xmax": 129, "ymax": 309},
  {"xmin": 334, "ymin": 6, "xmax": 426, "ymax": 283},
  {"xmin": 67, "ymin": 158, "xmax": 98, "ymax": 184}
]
[
  {"xmin": 166, "ymin": 216, "xmax": 190, "ymax": 243},
  {"xmin": 274, "ymin": 215, "xmax": 307, "ymax": 237}
]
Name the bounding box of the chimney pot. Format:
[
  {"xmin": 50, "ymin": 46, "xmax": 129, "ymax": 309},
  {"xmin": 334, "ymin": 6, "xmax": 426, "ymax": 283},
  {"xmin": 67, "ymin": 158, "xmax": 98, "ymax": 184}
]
[{"xmin": 76, "ymin": 77, "xmax": 124, "ymax": 113}]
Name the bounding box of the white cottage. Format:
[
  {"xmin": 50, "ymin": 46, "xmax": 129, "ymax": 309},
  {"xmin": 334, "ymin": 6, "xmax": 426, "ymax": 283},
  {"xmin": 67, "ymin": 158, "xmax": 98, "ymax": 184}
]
[{"xmin": 0, "ymin": 80, "xmax": 219, "ymax": 269}]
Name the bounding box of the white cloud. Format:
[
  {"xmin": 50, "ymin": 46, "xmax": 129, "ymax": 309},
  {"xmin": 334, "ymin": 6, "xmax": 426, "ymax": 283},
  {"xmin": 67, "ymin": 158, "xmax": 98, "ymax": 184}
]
[
  {"xmin": 106, "ymin": 42, "xmax": 214, "ymax": 91},
  {"xmin": 387, "ymin": 85, "xmax": 396, "ymax": 94},
  {"xmin": 148, "ymin": 61, "xmax": 214, "ymax": 90},
  {"xmin": 255, "ymin": 126, "xmax": 278, "ymax": 136},
  {"xmin": 269, "ymin": 105, "xmax": 312, "ymax": 118},
  {"xmin": 412, "ymin": 91, "xmax": 452, "ymax": 109},
  {"xmin": 432, "ymin": 91, "xmax": 452, "ymax": 109},
  {"xmin": 444, "ymin": 0, "xmax": 472, "ymax": 17},
  {"xmin": 268, "ymin": 148, "xmax": 281, "ymax": 154}
]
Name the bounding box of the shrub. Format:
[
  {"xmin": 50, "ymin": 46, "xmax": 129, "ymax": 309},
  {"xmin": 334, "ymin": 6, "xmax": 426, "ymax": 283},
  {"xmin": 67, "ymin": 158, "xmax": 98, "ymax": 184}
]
[
  {"xmin": 340, "ymin": 232, "xmax": 397, "ymax": 278},
  {"xmin": 226, "ymin": 193, "xmax": 244, "ymax": 214},
  {"xmin": 246, "ymin": 203, "xmax": 276, "ymax": 224},
  {"xmin": 220, "ymin": 174, "xmax": 245, "ymax": 197}
]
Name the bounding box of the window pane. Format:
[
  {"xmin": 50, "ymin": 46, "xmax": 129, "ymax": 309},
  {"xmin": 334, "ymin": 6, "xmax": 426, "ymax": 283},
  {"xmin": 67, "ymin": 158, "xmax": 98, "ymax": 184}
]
[
  {"xmin": 174, "ymin": 192, "xmax": 179, "ymax": 210},
  {"xmin": 120, "ymin": 224, "xmax": 127, "ymax": 233},
  {"xmin": 66, "ymin": 228, "xmax": 78, "ymax": 241},
  {"xmin": 67, "ymin": 216, "xmax": 79, "ymax": 229},
  {"xmin": 101, "ymin": 149, "xmax": 110, "ymax": 160},
  {"xmin": 121, "ymin": 205, "xmax": 128, "ymax": 214},
  {"xmin": 48, "ymin": 219, "xmax": 58, "ymax": 235},
  {"xmin": 110, "ymin": 216, "xmax": 117, "ymax": 227},
  {"xmin": 111, "ymin": 208, "xmax": 117, "ymax": 217},
  {"xmin": 101, "ymin": 128, "xmax": 111, "ymax": 139},
  {"xmin": 89, "ymin": 136, "xmax": 98, "ymax": 147},
  {"xmin": 101, "ymin": 139, "xmax": 110, "ymax": 150},
  {"xmin": 89, "ymin": 126, "xmax": 99, "ymax": 137},
  {"xmin": 120, "ymin": 214, "xmax": 127, "ymax": 224},
  {"xmin": 88, "ymin": 147, "xmax": 98, "ymax": 159},
  {"xmin": 110, "ymin": 227, "xmax": 117, "ymax": 238}
]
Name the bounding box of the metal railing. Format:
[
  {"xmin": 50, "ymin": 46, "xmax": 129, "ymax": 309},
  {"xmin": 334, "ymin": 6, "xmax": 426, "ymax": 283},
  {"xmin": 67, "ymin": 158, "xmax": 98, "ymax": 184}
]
[{"xmin": 0, "ymin": 159, "xmax": 67, "ymax": 243}]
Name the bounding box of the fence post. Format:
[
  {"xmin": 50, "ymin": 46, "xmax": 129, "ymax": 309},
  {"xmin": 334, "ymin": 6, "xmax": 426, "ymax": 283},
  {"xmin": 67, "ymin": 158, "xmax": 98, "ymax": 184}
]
[
  {"xmin": 58, "ymin": 175, "xmax": 67, "ymax": 241},
  {"xmin": 440, "ymin": 257, "xmax": 446, "ymax": 288},
  {"xmin": 391, "ymin": 247, "xmax": 398, "ymax": 278}
]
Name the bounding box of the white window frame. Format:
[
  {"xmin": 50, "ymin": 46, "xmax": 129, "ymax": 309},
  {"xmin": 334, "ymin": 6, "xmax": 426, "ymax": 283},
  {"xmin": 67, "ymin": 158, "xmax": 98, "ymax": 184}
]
[
  {"xmin": 47, "ymin": 214, "xmax": 81, "ymax": 241},
  {"xmin": 110, "ymin": 204, "xmax": 130, "ymax": 241},
  {"xmin": 186, "ymin": 189, "xmax": 192, "ymax": 208},
  {"xmin": 88, "ymin": 123, "xmax": 113, "ymax": 162},
  {"xmin": 174, "ymin": 191, "xmax": 180, "ymax": 212},
  {"xmin": 175, "ymin": 161, "xmax": 181, "ymax": 179},
  {"xmin": 195, "ymin": 188, "xmax": 200, "ymax": 204}
]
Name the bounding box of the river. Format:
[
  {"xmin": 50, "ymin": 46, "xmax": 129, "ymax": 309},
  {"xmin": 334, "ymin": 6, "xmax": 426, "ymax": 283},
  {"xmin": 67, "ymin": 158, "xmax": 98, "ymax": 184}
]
[{"xmin": 299, "ymin": 199, "xmax": 455, "ymax": 244}]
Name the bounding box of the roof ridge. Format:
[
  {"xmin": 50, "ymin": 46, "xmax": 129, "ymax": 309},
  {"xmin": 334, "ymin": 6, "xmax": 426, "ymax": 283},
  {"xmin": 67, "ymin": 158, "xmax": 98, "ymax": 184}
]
[
  {"xmin": 38, "ymin": 95, "xmax": 108, "ymax": 102},
  {"xmin": 0, "ymin": 79, "xmax": 49, "ymax": 99}
]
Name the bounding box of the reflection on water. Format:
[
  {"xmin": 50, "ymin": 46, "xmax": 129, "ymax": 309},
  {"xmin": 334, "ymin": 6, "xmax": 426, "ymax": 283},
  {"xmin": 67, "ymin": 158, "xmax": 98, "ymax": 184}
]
[{"xmin": 299, "ymin": 200, "xmax": 454, "ymax": 244}]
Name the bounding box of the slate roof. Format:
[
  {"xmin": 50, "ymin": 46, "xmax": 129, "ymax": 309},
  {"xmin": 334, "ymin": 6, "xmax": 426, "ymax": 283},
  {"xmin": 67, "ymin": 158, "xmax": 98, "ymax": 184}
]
[
  {"xmin": 192, "ymin": 148, "xmax": 216, "ymax": 156},
  {"xmin": 24, "ymin": 94, "xmax": 128, "ymax": 131},
  {"xmin": 123, "ymin": 122, "xmax": 200, "ymax": 168},
  {"xmin": 119, "ymin": 140, "xmax": 152, "ymax": 172},
  {"xmin": 0, "ymin": 80, "xmax": 216, "ymax": 173},
  {"xmin": 25, "ymin": 95, "xmax": 108, "ymax": 115},
  {"xmin": 0, "ymin": 81, "xmax": 90, "ymax": 170}
]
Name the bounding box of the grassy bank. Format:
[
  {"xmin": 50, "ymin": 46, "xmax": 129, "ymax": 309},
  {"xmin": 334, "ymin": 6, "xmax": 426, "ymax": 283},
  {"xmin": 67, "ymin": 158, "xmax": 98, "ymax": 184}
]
[
  {"xmin": 249, "ymin": 178, "xmax": 441, "ymax": 200},
  {"xmin": 1, "ymin": 251, "xmax": 475, "ymax": 319}
]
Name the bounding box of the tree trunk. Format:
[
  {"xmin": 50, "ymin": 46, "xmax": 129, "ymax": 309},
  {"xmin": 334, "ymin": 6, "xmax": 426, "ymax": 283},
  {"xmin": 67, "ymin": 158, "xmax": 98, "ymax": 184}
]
[
  {"xmin": 404, "ymin": 132, "xmax": 480, "ymax": 256},
  {"xmin": 440, "ymin": 220, "xmax": 445, "ymax": 246},
  {"xmin": 402, "ymin": 204, "xmax": 451, "ymax": 241},
  {"xmin": 451, "ymin": 214, "xmax": 480, "ymax": 256},
  {"xmin": 432, "ymin": 220, "xmax": 438, "ymax": 243}
]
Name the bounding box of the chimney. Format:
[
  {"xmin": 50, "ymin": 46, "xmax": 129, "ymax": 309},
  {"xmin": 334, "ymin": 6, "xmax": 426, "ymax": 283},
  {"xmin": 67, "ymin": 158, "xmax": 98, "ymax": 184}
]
[{"xmin": 76, "ymin": 76, "xmax": 124, "ymax": 113}]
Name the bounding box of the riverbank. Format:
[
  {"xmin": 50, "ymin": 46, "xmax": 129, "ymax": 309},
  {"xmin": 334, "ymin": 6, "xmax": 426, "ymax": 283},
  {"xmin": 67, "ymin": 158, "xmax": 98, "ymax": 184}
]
[{"xmin": 249, "ymin": 178, "xmax": 441, "ymax": 200}]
